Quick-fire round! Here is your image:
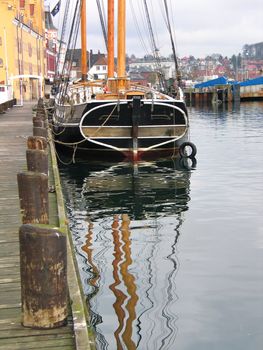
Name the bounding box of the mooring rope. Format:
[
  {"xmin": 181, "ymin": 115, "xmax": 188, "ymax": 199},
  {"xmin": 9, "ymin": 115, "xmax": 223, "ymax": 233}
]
[
  {"xmin": 89, "ymin": 103, "xmax": 118, "ymax": 137},
  {"xmin": 49, "ymin": 101, "xmax": 119, "ymax": 164},
  {"xmin": 53, "ymin": 141, "xmax": 78, "ymax": 165}
]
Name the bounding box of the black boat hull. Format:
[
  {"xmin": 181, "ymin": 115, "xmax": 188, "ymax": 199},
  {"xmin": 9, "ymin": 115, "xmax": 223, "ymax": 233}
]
[{"xmin": 52, "ymin": 97, "xmax": 189, "ymax": 161}]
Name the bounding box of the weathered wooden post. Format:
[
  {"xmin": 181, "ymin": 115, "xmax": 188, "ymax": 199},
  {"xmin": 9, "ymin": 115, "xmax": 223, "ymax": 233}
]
[
  {"xmin": 37, "ymin": 97, "xmax": 44, "ymax": 107},
  {"xmin": 26, "ymin": 135, "xmax": 48, "ymax": 174},
  {"xmin": 203, "ymin": 92, "xmax": 208, "ymax": 104},
  {"xmin": 17, "ymin": 171, "xmax": 49, "ymax": 224},
  {"xmin": 189, "ymin": 89, "xmax": 192, "ymax": 105},
  {"xmin": 33, "ymin": 126, "xmax": 48, "ymax": 138},
  {"xmin": 32, "ymin": 118, "xmax": 44, "ymax": 128},
  {"xmin": 35, "ymin": 108, "xmax": 45, "ymax": 117},
  {"xmin": 195, "ymin": 91, "xmax": 200, "ymax": 105},
  {"xmin": 26, "ymin": 149, "xmax": 48, "ymax": 175},
  {"xmin": 27, "ymin": 135, "xmax": 47, "ymax": 150},
  {"xmin": 34, "ymin": 98, "xmax": 47, "ymax": 126},
  {"xmin": 35, "ymin": 110, "xmax": 46, "ymax": 118},
  {"xmin": 19, "ymin": 224, "xmax": 68, "ymax": 328}
]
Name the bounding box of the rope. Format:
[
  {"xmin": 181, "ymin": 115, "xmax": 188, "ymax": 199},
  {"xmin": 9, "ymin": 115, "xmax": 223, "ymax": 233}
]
[
  {"xmin": 52, "ymin": 138, "xmax": 86, "ymax": 146},
  {"xmin": 58, "ymin": 1, "xmax": 80, "ymax": 102},
  {"xmin": 53, "ymin": 141, "xmax": 78, "ymax": 165},
  {"xmin": 89, "ymin": 103, "xmax": 118, "ymax": 137},
  {"xmin": 96, "ymin": 0, "xmax": 107, "ymax": 50},
  {"xmin": 49, "ymin": 104, "xmax": 118, "ymax": 145},
  {"xmin": 129, "ymin": 1, "xmax": 150, "ymax": 56},
  {"xmin": 163, "ymin": 0, "xmax": 181, "ymax": 86},
  {"xmin": 49, "ymin": 132, "xmax": 84, "ymax": 165},
  {"xmin": 50, "ymin": 124, "xmax": 66, "ymax": 136},
  {"xmin": 49, "ymin": 102, "xmax": 119, "ymax": 164}
]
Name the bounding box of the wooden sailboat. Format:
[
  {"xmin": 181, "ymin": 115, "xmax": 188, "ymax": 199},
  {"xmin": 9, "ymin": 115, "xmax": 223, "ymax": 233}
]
[{"xmin": 52, "ymin": 0, "xmax": 196, "ymax": 161}]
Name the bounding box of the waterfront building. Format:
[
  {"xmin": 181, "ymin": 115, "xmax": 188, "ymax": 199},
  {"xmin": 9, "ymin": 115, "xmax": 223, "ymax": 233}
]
[
  {"xmin": 44, "ymin": 6, "xmax": 57, "ymax": 83},
  {"xmin": 0, "ymin": 0, "xmax": 45, "ymax": 103},
  {"xmin": 129, "ymin": 59, "xmax": 176, "ymax": 80},
  {"xmin": 88, "ymin": 56, "xmax": 108, "ymax": 80},
  {"xmin": 66, "ymin": 49, "xmax": 106, "ymax": 80}
]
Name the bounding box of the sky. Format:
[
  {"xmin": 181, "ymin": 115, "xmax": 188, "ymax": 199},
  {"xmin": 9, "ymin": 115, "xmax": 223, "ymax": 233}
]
[{"xmin": 46, "ymin": 0, "xmax": 263, "ymax": 58}]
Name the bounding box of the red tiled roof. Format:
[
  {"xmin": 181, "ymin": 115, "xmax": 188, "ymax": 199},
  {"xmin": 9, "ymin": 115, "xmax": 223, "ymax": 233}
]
[{"xmin": 94, "ymin": 56, "xmax": 108, "ymax": 66}]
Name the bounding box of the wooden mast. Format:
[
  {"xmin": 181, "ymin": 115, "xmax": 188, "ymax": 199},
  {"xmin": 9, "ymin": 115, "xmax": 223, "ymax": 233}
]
[
  {"xmin": 107, "ymin": 0, "xmax": 114, "ymax": 79},
  {"xmin": 117, "ymin": 0, "xmax": 126, "ymax": 90},
  {"xmin": 81, "ymin": 0, "xmax": 87, "ymax": 81}
]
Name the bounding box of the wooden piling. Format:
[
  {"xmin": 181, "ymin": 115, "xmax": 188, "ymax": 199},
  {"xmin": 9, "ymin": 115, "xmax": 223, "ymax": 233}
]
[
  {"xmin": 17, "ymin": 171, "xmax": 49, "ymax": 224},
  {"xmin": 26, "ymin": 149, "xmax": 48, "ymax": 175},
  {"xmin": 0, "ymin": 102, "xmax": 82, "ymax": 350},
  {"xmin": 35, "ymin": 111, "xmax": 46, "ymax": 118},
  {"xmin": 37, "ymin": 97, "xmax": 44, "ymax": 107},
  {"xmin": 33, "ymin": 126, "xmax": 48, "ymax": 138},
  {"xmin": 33, "ymin": 114, "xmax": 48, "ymax": 126},
  {"xmin": 27, "ymin": 135, "xmax": 47, "ymax": 150},
  {"xmin": 197, "ymin": 92, "xmax": 200, "ymax": 103},
  {"xmin": 33, "ymin": 119, "xmax": 45, "ymax": 128},
  {"xmin": 19, "ymin": 224, "xmax": 68, "ymax": 329}
]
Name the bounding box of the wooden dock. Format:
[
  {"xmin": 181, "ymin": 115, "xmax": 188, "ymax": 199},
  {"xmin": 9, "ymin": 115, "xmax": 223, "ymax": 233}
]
[
  {"xmin": 0, "ymin": 103, "xmax": 92, "ymax": 349},
  {"xmin": 184, "ymin": 84, "xmax": 240, "ymax": 105}
]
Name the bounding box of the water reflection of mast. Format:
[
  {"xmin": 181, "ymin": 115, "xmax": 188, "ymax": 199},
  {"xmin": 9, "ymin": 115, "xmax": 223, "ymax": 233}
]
[
  {"xmin": 160, "ymin": 215, "xmax": 182, "ymax": 349},
  {"xmin": 120, "ymin": 214, "xmax": 138, "ymax": 350},
  {"xmin": 109, "ymin": 214, "xmax": 138, "ymax": 350},
  {"xmin": 109, "ymin": 215, "xmax": 126, "ymax": 350},
  {"xmin": 66, "ymin": 159, "xmax": 193, "ymax": 349},
  {"xmin": 81, "ymin": 220, "xmax": 100, "ymax": 298}
]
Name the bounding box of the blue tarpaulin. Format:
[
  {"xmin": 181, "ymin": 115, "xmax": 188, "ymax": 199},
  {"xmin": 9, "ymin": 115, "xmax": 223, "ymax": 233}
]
[
  {"xmin": 194, "ymin": 76, "xmax": 263, "ymax": 88},
  {"xmin": 239, "ymin": 76, "xmax": 263, "ymax": 86},
  {"xmin": 194, "ymin": 76, "xmax": 228, "ymax": 88}
]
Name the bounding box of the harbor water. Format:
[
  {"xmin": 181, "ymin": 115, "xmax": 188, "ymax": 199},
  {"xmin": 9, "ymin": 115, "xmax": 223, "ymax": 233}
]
[{"xmin": 59, "ymin": 101, "xmax": 263, "ymax": 350}]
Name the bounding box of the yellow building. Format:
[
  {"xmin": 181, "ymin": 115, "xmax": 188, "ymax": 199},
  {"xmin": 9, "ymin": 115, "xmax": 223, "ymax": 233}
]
[{"xmin": 0, "ymin": 0, "xmax": 45, "ymax": 102}]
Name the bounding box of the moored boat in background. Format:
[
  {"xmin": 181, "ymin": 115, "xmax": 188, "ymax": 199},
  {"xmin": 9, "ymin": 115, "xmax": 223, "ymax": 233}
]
[{"xmin": 51, "ymin": 0, "xmax": 196, "ymax": 161}]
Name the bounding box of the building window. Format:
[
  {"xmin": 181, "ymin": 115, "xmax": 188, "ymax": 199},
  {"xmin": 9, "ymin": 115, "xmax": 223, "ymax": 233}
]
[
  {"xmin": 29, "ymin": 4, "xmax": 34, "ymax": 16},
  {"xmin": 103, "ymin": 66, "xmax": 106, "ymax": 70},
  {"xmin": 28, "ymin": 43, "xmax": 32, "ymax": 57},
  {"xmin": 96, "ymin": 66, "xmax": 100, "ymax": 71},
  {"xmin": 0, "ymin": 58, "xmax": 3, "ymax": 68},
  {"xmin": 20, "ymin": 0, "xmax": 25, "ymax": 9},
  {"xmin": 0, "ymin": 37, "xmax": 2, "ymax": 46}
]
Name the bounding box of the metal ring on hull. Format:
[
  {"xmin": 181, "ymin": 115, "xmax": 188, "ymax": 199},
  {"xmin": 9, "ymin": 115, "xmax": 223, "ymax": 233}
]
[{"xmin": 79, "ymin": 100, "xmax": 189, "ymax": 152}]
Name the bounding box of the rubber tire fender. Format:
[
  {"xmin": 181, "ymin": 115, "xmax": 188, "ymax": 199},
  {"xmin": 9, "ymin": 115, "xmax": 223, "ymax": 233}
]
[{"xmin": 179, "ymin": 141, "xmax": 197, "ymax": 158}]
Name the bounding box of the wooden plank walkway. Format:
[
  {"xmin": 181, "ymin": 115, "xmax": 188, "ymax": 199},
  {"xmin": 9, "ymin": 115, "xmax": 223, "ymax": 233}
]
[{"xmin": 0, "ymin": 103, "xmax": 76, "ymax": 349}]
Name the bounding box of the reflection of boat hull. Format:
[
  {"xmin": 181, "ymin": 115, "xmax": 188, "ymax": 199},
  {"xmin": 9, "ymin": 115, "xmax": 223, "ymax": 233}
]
[
  {"xmin": 53, "ymin": 97, "xmax": 189, "ymax": 160},
  {"xmin": 78, "ymin": 160, "xmax": 192, "ymax": 219}
]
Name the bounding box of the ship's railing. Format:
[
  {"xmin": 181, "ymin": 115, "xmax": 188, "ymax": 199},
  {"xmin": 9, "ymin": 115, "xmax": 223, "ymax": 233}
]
[
  {"xmin": 56, "ymin": 82, "xmax": 105, "ymax": 106},
  {"xmin": 55, "ymin": 80, "xmax": 184, "ymax": 106}
]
